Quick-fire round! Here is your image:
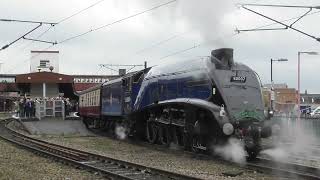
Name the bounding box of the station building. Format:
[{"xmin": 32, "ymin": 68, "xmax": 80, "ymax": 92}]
[{"xmin": 0, "ymin": 50, "xmax": 119, "ymax": 112}]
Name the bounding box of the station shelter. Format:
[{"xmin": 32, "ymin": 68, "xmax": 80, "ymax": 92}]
[
  {"xmin": 15, "ymin": 71, "xmax": 77, "ymax": 99},
  {"xmin": 15, "ymin": 71, "xmax": 77, "ymax": 119}
]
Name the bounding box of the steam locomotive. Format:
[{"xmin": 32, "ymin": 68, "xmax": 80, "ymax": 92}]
[{"xmin": 79, "ymin": 48, "xmax": 272, "ymax": 158}]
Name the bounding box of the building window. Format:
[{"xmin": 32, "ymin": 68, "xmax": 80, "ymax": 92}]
[{"xmin": 39, "ymin": 60, "xmax": 50, "ymax": 68}]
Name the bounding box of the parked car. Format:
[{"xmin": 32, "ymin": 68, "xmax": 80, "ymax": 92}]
[{"xmin": 310, "ymin": 106, "xmax": 320, "ymax": 118}]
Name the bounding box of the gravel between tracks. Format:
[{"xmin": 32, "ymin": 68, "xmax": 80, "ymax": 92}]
[
  {"xmin": 38, "ymin": 135, "xmax": 280, "ymax": 180},
  {"xmin": 0, "ymin": 138, "xmax": 105, "ymax": 180}
]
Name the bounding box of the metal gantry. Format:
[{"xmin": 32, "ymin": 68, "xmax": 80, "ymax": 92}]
[
  {"xmin": 99, "ymin": 62, "xmax": 147, "ymax": 75},
  {"xmin": 237, "ymin": 4, "xmax": 320, "ymax": 42},
  {"xmin": 0, "ymin": 19, "xmax": 57, "ymax": 51}
]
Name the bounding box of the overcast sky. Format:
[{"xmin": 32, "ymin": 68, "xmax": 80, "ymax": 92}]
[{"xmin": 0, "ymin": 0, "xmax": 319, "ymax": 93}]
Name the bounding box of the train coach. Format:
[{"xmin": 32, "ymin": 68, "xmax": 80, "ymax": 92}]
[{"xmin": 79, "ymin": 48, "xmax": 273, "ymax": 159}]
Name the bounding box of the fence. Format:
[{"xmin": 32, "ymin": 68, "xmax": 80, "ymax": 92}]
[{"xmin": 35, "ymin": 100, "xmax": 65, "ymax": 120}]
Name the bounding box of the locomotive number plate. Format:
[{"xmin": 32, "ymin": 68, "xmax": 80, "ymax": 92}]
[{"xmin": 230, "ymin": 76, "xmax": 246, "ymax": 83}]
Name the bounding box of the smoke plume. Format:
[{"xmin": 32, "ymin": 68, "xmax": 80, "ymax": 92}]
[{"xmin": 176, "ymin": 0, "xmax": 236, "ymax": 42}]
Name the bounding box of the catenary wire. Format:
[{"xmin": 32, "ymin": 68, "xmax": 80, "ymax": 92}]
[
  {"xmin": 58, "ymin": 0, "xmax": 177, "ymax": 44},
  {"xmin": 157, "ymin": 10, "xmax": 320, "ymax": 60},
  {"xmin": 4, "ymin": 0, "xmax": 107, "ymax": 73}
]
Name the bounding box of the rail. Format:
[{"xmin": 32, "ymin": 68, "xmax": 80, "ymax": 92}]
[{"xmin": 0, "ymin": 118, "xmax": 200, "ymax": 180}]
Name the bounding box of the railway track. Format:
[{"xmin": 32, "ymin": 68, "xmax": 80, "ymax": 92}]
[
  {"xmin": 248, "ymin": 158, "xmax": 320, "ymax": 180},
  {"xmin": 0, "ymin": 118, "xmax": 201, "ymax": 180},
  {"xmin": 90, "ymin": 127, "xmax": 320, "ymax": 179},
  {"xmin": 1, "ymin": 118, "xmax": 320, "ymax": 179}
]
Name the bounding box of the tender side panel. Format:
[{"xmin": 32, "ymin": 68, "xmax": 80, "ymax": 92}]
[
  {"xmin": 79, "ymin": 88, "xmax": 101, "ymax": 118},
  {"xmin": 101, "ymin": 81, "xmax": 123, "ymax": 116}
]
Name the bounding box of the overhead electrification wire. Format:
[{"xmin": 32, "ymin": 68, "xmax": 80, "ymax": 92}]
[
  {"xmin": 57, "ymin": 0, "xmax": 106, "ymax": 24},
  {"xmin": 58, "ymin": 0, "xmax": 177, "ymax": 44},
  {"xmin": 5, "ymin": 0, "xmax": 177, "ymax": 73},
  {"xmin": 5, "ymin": 44, "xmax": 55, "ymax": 73},
  {"xmin": 158, "ymin": 33, "xmax": 238, "ymax": 60},
  {"xmin": 236, "ymin": 10, "xmax": 320, "ymax": 33},
  {"xmin": 158, "ymin": 9, "xmax": 320, "ymax": 61},
  {"xmin": 134, "ymin": 32, "xmax": 186, "ymax": 55},
  {"xmin": 5, "ymin": 0, "xmax": 107, "ymax": 73},
  {"xmin": 10, "ymin": 0, "xmax": 107, "ymax": 53},
  {"xmin": 238, "ymin": 4, "xmax": 320, "ymax": 42}
]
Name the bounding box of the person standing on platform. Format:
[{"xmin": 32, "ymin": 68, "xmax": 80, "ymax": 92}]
[
  {"xmin": 19, "ymin": 99, "xmax": 24, "ymax": 118},
  {"xmin": 31, "ymin": 99, "xmax": 35, "ymax": 117},
  {"xmin": 25, "ymin": 99, "xmax": 32, "ymax": 118}
]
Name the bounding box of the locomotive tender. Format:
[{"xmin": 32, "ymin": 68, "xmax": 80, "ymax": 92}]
[{"xmin": 79, "ymin": 48, "xmax": 271, "ymax": 158}]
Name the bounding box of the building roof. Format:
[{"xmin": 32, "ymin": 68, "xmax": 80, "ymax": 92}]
[
  {"xmin": 16, "ymin": 72, "xmax": 73, "ymax": 83},
  {"xmin": 264, "ymin": 83, "xmax": 288, "ymax": 89},
  {"xmin": 74, "ymin": 83, "xmax": 101, "ymax": 92},
  {"xmin": 31, "ymin": 50, "xmax": 59, "ymax": 53}
]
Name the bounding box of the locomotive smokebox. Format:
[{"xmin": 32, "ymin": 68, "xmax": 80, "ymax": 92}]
[{"xmin": 211, "ymin": 48, "xmax": 234, "ymax": 69}]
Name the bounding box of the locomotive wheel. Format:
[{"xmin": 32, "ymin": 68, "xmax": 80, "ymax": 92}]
[
  {"xmin": 246, "ymin": 145, "xmax": 261, "ymax": 160},
  {"xmin": 246, "ymin": 148, "xmax": 259, "ymax": 160},
  {"xmin": 82, "ymin": 117, "xmax": 89, "ymax": 128},
  {"xmin": 191, "ymin": 135, "xmax": 201, "ymax": 153},
  {"xmin": 171, "ymin": 126, "xmax": 179, "ymax": 145},
  {"xmin": 158, "ymin": 125, "xmax": 170, "ymax": 146},
  {"xmin": 146, "ymin": 121, "xmax": 158, "ymax": 144}
]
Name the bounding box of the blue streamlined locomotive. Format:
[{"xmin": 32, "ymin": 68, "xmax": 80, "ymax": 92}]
[{"xmin": 79, "ymin": 48, "xmax": 271, "ymax": 158}]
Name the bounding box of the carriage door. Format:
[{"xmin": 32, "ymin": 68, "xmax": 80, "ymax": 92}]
[{"xmin": 123, "ymin": 77, "xmax": 132, "ymax": 114}]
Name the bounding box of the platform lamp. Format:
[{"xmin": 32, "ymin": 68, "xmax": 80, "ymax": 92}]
[
  {"xmin": 270, "ymin": 58, "xmax": 288, "ymax": 114},
  {"xmin": 297, "ymin": 51, "xmax": 318, "ymax": 124}
]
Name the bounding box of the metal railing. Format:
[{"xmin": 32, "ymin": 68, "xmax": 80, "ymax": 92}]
[{"xmin": 35, "ymin": 100, "xmax": 65, "ymax": 120}]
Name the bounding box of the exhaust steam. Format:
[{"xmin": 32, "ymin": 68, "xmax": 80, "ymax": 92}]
[
  {"xmin": 115, "ymin": 125, "xmax": 127, "ymax": 140},
  {"xmin": 213, "ymin": 138, "xmax": 246, "ymax": 165}
]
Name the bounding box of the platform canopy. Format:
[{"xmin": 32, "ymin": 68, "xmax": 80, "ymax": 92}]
[{"xmin": 16, "ymin": 72, "xmax": 73, "ymax": 84}]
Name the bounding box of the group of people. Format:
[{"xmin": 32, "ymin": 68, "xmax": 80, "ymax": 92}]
[
  {"xmin": 14, "ymin": 96, "xmax": 75, "ymax": 118},
  {"xmin": 16, "ymin": 98, "xmax": 36, "ymax": 118}
]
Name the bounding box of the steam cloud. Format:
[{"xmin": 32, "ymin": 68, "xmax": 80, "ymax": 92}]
[
  {"xmin": 176, "ymin": 0, "xmax": 235, "ymax": 42},
  {"xmin": 261, "ymin": 116, "xmax": 319, "ymax": 165},
  {"xmin": 214, "ymin": 138, "xmax": 246, "ymax": 165},
  {"xmin": 115, "ymin": 125, "xmax": 127, "ymax": 140},
  {"xmin": 138, "ymin": 0, "xmax": 236, "ymax": 44}
]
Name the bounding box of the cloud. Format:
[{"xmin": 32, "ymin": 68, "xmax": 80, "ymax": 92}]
[{"xmin": 0, "ymin": 0, "xmax": 320, "ymax": 92}]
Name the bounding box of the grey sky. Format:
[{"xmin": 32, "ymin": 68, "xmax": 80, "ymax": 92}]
[{"xmin": 0, "ymin": 0, "xmax": 319, "ymax": 92}]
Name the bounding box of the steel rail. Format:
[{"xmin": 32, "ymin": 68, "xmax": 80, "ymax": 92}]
[
  {"xmin": 0, "ymin": 118, "xmax": 201, "ymax": 180},
  {"xmin": 248, "ymin": 158, "xmax": 320, "ymax": 180},
  {"xmin": 87, "ymin": 122, "xmax": 320, "ymax": 180}
]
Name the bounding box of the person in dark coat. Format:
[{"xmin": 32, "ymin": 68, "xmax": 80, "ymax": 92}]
[
  {"xmin": 19, "ymin": 99, "xmax": 24, "ymax": 118},
  {"xmin": 25, "ymin": 99, "xmax": 32, "ymax": 118},
  {"xmin": 31, "ymin": 99, "xmax": 35, "ymax": 117}
]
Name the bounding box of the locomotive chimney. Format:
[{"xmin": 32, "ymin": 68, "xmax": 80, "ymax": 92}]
[{"xmin": 211, "ymin": 48, "xmax": 234, "ymax": 69}]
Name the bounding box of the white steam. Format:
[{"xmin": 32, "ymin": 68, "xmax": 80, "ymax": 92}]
[
  {"xmin": 115, "ymin": 125, "xmax": 127, "ymax": 140},
  {"xmin": 176, "ymin": 0, "xmax": 236, "ymax": 42},
  {"xmin": 261, "ymin": 116, "xmax": 320, "ymax": 165},
  {"xmin": 214, "ymin": 138, "xmax": 246, "ymax": 165},
  {"xmin": 138, "ymin": 0, "xmax": 237, "ymax": 45}
]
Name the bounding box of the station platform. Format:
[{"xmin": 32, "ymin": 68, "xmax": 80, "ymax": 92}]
[{"xmin": 19, "ymin": 117, "xmax": 94, "ymax": 136}]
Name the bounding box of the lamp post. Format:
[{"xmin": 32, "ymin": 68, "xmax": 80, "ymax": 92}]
[
  {"xmin": 270, "ymin": 58, "xmax": 288, "ymax": 112},
  {"xmin": 297, "ymin": 51, "xmax": 318, "ymax": 123}
]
